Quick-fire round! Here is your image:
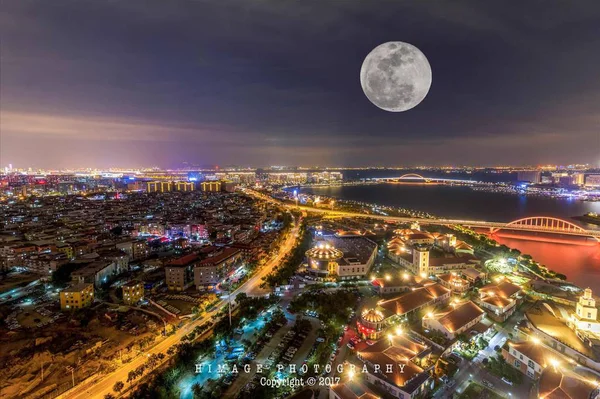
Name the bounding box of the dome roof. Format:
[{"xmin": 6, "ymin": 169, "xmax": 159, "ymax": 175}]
[
  {"xmin": 361, "ymin": 308, "xmax": 384, "ymax": 323},
  {"xmin": 305, "ymin": 242, "xmax": 343, "ymax": 260}
]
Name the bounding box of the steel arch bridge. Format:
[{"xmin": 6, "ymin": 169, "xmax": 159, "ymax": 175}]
[
  {"xmin": 398, "ymin": 173, "xmax": 429, "ymax": 181},
  {"xmin": 489, "ymin": 216, "xmax": 597, "ymax": 238}
]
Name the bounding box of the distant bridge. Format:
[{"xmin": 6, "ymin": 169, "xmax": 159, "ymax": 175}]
[{"xmin": 371, "ymin": 174, "xmax": 478, "ymax": 184}]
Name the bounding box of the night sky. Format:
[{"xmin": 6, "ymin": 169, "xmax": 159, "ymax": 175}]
[{"xmin": 1, "ymin": 1, "xmax": 599, "ymax": 168}]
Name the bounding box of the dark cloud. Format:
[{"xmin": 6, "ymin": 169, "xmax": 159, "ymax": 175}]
[{"xmin": 1, "ymin": 0, "xmax": 599, "ymax": 168}]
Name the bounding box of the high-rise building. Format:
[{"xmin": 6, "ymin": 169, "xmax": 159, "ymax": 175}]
[
  {"xmin": 147, "ymin": 181, "xmax": 172, "ymax": 192},
  {"xmin": 174, "ymin": 181, "xmax": 195, "ymax": 191},
  {"xmin": 201, "ymin": 181, "xmax": 222, "ymax": 192},
  {"xmin": 517, "ymin": 170, "xmax": 541, "ymax": 183},
  {"xmin": 60, "ymin": 283, "xmax": 94, "ymax": 310},
  {"xmin": 571, "ymin": 173, "xmax": 585, "ymax": 186},
  {"xmin": 585, "ymin": 175, "xmax": 600, "ymax": 187}
]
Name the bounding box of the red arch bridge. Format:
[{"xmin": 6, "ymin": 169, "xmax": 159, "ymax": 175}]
[{"xmin": 410, "ymin": 216, "xmax": 600, "ymax": 241}]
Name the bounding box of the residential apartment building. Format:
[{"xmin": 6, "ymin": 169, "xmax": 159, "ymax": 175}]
[
  {"xmin": 60, "ymin": 283, "xmax": 94, "ymax": 310},
  {"xmin": 122, "ymin": 281, "xmax": 144, "ymax": 305}
]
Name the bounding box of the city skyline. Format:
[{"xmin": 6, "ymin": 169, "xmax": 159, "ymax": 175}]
[{"xmin": 2, "ymin": 1, "xmax": 600, "ymax": 168}]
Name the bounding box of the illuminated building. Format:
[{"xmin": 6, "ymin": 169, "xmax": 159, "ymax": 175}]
[
  {"xmin": 305, "ymin": 238, "xmax": 377, "ymax": 279},
  {"xmin": 201, "ymin": 181, "xmax": 222, "ymax": 192},
  {"xmin": 305, "ymin": 242, "xmax": 344, "ymax": 276},
  {"xmin": 502, "ymin": 340, "xmax": 546, "ymax": 379},
  {"xmin": 572, "ymin": 173, "xmax": 585, "ymax": 186},
  {"xmin": 174, "ymin": 181, "xmax": 195, "ymax": 191},
  {"xmin": 421, "ymin": 301, "xmax": 486, "ymax": 340},
  {"xmin": 194, "ymin": 248, "xmax": 242, "ymax": 289},
  {"xmin": 387, "ymin": 229, "xmax": 478, "ymax": 276},
  {"xmin": 437, "ymin": 273, "xmax": 470, "ymax": 293},
  {"xmin": 371, "ymin": 274, "xmax": 424, "ymax": 296},
  {"xmin": 378, "ymin": 283, "xmax": 451, "ymax": 320},
  {"xmin": 478, "ymin": 280, "xmax": 522, "ymax": 321},
  {"xmin": 60, "ymin": 283, "xmax": 94, "ymax": 310},
  {"xmin": 537, "ymin": 367, "xmax": 600, "ymax": 399},
  {"xmin": 413, "ymin": 246, "xmax": 429, "ymax": 276},
  {"xmin": 222, "ymin": 181, "xmax": 237, "ymax": 192},
  {"xmin": 116, "ymin": 239, "xmax": 149, "ymax": 260},
  {"xmin": 165, "ymin": 254, "xmax": 198, "ymax": 291},
  {"xmin": 357, "ymin": 308, "xmax": 385, "ymax": 339},
  {"xmin": 71, "ymin": 260, "xmax": 122, "ymax": 287},
  {"xmin": 586, "ymin": 174, "xmax": 600, "ymax": 187},
  {"xmin": 568, "ymin": 288, "xmax": 600, "ymax": 335},
  {"xmin": 122, "ymin": 281, "xmax": 144, "ymax": 305},
  {"xmin": 355, "ymin": 335, "xmax": 432, "ymax": 399},
  {"xmin": 329, "ymin": 379, "xmax": 377, "ymax": 399},
  {"xmin": 517, "ymin": 170, "xmax": 541, "ymax": 183},
  {"xmin": 56, "ymin": 243, "xmax": 74, "ymax": 259},
  {"xmin": 23, "ymin": 254, "xmax": 68, "ymax": 275},
  {"xmin": 147, "ymin": 181, "xmax": 172, "ymax": 192}
]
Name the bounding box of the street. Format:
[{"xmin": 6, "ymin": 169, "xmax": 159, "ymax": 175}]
[{"xmin": 58, "ymin": 217, "xmax": 301, "ymax": 399}]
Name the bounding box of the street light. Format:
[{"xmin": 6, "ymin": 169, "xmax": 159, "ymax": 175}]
[{"xmin": 66, "ymin": 366, "xmax": 75, "ymax": 387}]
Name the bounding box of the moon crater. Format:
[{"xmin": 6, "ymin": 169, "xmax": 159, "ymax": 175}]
[{"xmin": 360, "ymin": 41, "xmax": 432, "ymax": 112}]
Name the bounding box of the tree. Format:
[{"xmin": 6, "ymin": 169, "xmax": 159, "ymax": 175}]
[
  {"xmin": 235, "ymin": 292, "xmax": 248, "ymax": 304},
  {"xmin": 113, "ymin": 381, "xmax": 124, "ymax": 393},
  {"xmin": 192, "ymin": 383, "xmax": 203, "ymax": 398},
  {"xmin": 104, "ymin": 395, "xmax": 115, "ymax": 399},
  {"xmin": 127, "ymin": 370, "xmax": 136, "ymax": 383},
  {"xmin": 457, "ymin": 333, "xmax": 469, "ymax": 343},
  {"xmin": 477, "ymin": 336, "xmax": 489, "ymax": 350}
]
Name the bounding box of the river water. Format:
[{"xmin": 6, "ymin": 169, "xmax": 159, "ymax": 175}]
[{"xmin": 300, "ymin": 183, "xmax": 600, "ymax": 291}]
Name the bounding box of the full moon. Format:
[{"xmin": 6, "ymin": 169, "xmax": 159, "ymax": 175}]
[{"xmin": 360, "ymin": 41, "xmax": 432, "ymax": 112}]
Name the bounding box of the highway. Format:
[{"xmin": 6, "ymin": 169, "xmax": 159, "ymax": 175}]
[
  {"xmin": 244, "ymin": 189, "xmax": 600, "ymax": 239},
  {"xmin": 60, "ymin": 217, "xmax": 301, "ymax": 399}
]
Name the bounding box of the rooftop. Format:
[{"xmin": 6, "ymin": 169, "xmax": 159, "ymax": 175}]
[
  {"xmin": 167, "ymin": 253, "xmax": 199, "ymax": 266},
  {"xmin": 538, "ymin": 367, "xmax": 599, "ymax": 399},
  {"xmin": 507, "ymin": 340, "xmax": 547, "ymax": 367},
  {"xmin": 61, "ymin": 283, "xmax": 93, "ymax": 293},
  {"xmin": 480, "ymin": 281, "xmax": 522, "ymax": 298},
  {"xmin": 357, "ymin": 335, "xmax": 430, "ymax": 392},
  {"xmin": 378, "ymin": 283, "xmax": 450, "ymax": 317},
  {"xmin": 433, "ymin": 301, "xmax": 485, "ymax": 333},
  {"xmin": 330, "ymin": 379, "xmax": 379, "ymax": 399},
  {"xmin": 305, "ymin": 242, "xmax": 344, "ymax": 260},
  {"xmin": 526, "ymin": 302, "xmax": 600, "ymax": 361}
]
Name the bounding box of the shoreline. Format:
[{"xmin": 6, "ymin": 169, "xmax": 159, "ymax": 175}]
[
  {"xmin": 277, "ymin": 188, "xmax": 587, "ymax": 287},
  {"xmin": 291, "ymin": 180, "xmax": 600, "ymax": 202}
]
